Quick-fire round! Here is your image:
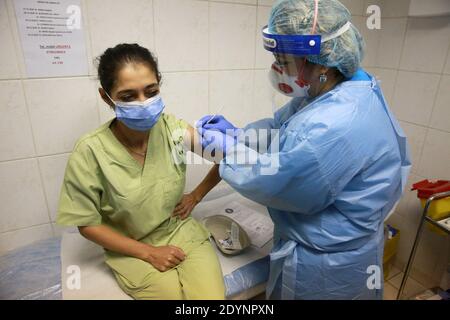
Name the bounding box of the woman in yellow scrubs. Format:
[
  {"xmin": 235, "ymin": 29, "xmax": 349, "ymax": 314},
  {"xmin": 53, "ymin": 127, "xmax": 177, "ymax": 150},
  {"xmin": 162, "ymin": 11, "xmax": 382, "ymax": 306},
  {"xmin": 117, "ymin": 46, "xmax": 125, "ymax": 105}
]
[{"xmin": 56, "ymin": 43, "xmax": 225, "ymax": 300}]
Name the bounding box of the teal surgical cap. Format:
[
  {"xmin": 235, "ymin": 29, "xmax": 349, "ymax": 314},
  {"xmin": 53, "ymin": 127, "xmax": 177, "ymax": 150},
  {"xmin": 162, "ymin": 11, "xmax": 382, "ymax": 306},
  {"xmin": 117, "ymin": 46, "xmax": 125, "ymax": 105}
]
[{"xmin": 268, "ymin": 0, "xmax": 365, "ymax": 78}]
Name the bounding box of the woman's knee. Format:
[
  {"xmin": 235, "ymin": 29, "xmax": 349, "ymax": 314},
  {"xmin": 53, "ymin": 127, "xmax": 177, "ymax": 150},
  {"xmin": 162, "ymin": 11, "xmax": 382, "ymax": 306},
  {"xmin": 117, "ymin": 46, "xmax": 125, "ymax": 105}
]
[
  {"xmin": 129, "ymin": 269, "xmax": 184, "ymax": 300},
  {"xmin": 178, "ymin": 241, "xmax": 226, "ymax": 299}
]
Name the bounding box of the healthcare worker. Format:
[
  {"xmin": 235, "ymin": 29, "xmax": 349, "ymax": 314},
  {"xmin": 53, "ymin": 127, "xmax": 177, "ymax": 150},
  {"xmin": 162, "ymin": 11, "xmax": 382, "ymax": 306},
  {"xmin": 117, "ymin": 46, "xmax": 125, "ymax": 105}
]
[
  {"xmin": 197, "ymin": 0, "xmax": 411, "ymax": 299},
  {"xmin": 57, "ymin": 43, "xmax": 225, "ymax": 300}
]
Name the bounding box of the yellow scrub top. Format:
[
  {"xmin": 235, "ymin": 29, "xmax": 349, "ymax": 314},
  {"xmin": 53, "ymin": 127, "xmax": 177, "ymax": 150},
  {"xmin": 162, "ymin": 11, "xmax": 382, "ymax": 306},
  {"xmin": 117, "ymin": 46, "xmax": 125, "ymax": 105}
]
[{"xmin": 56, "ymin": 113, "xmax": 212, "ymax": 291}]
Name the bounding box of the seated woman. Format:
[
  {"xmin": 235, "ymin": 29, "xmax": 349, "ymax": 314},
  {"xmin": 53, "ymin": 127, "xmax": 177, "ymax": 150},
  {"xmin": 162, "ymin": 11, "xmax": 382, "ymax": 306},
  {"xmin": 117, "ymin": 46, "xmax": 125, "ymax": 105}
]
[{"xmin": 56, "ymin": 43, "xmax": 225, "ymax": 300}]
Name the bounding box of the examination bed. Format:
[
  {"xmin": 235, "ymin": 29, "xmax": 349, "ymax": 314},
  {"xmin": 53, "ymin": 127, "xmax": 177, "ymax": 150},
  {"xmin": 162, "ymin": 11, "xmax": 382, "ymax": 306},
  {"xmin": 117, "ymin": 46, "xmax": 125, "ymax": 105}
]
[{"xmin": 0, "ymin": 184, "xmax": 272, "ymax": 300}]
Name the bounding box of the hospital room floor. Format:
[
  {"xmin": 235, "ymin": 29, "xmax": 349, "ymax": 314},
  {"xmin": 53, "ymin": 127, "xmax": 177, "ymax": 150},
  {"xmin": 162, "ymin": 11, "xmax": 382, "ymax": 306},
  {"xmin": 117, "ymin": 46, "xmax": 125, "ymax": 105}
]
[
  {"xmin": 383, "ymin": 265, "xmax": 430, "ymax": 300},
  {"xmin": 248, "ymin": 265, "xmax": 428, "ymax": 300}
]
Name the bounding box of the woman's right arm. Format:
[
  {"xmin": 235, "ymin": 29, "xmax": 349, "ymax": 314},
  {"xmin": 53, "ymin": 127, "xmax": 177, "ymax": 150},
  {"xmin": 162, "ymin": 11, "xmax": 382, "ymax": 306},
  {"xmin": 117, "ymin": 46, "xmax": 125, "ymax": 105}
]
[{"xmin": 78, "ymin": 225, "xmax": 186, "ymax": 272}]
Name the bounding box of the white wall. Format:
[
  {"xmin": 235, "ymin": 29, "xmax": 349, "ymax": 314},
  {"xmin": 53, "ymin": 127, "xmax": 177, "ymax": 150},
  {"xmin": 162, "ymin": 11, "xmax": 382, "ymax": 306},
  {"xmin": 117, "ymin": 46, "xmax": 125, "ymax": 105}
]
[
  {"xmin": 0, "ymin": 0, "xmax": 283, "ymax": 253},
  {"xmin": 0, "ymin": 0, "xmax": 449, "ymax": 290},
  {"xmin": 351, "ymin": 0, "xmax": 450, "ymax": 289}
]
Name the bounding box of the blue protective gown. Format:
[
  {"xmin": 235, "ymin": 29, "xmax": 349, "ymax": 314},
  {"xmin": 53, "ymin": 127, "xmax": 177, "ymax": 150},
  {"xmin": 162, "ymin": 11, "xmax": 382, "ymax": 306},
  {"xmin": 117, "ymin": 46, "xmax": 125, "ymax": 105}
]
[{"xmin": 219, "ymin": 69, "xmax": 411, "ymax": 300}]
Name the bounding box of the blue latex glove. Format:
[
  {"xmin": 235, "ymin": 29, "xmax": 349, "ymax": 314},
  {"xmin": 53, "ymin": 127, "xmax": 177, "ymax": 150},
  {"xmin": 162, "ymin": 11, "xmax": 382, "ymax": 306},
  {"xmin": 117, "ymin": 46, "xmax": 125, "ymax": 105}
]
[
  {"xmin": 196, "ymin": 115, "xmax": 239, "ymax": 136},
  {"xmin": 200, "ymin": 128, "xmax": 237, "ymax": 157}
]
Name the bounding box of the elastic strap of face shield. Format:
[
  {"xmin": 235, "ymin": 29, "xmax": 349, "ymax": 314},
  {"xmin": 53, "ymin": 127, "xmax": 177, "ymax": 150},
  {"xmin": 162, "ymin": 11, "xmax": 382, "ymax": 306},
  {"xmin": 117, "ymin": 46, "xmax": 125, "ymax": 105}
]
[
  {"xmin": 306, "ymin": 0, "xmax": 352, "ymax": 43},
  {"xmin": 296, "ymin": 0, "xmax": 320, "ymax": 87},
  {"xmin": 320, "ymin": 21, "xmax": 352, "ymax": 43},
  {"xmin": 311, "ymin": 0, "xmax": 319, "ymax": 34}
]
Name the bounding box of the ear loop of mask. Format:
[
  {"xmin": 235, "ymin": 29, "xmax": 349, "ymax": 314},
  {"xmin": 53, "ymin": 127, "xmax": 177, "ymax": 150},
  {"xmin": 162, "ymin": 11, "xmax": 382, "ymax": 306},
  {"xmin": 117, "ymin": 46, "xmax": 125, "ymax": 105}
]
[
  {"xmin": 103, "ymin": 89, "xmax": 116, "ymax": 106},
  {"xmin": 295, "ymin": 0, "xmax": 319, "ymax": 88}
]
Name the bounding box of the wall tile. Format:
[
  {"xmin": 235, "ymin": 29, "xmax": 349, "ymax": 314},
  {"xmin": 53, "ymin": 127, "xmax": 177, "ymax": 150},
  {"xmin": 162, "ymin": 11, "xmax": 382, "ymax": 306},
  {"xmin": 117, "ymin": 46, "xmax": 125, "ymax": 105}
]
[
  {"xmin": 444, "ymin": 49, "xmax": 450, "ymax": 75},
  {"xmin": 340, "ymin": 0, "xmax": 365, "ymax": 16},
  {"xmin": 0, "ymin": 81, "xmax": 35, "ymax": 161},
  {"xmin": 364, "ymin": 0, "xmax": 410, "ymax": 19},
  {"xmin": 210, "ymin": 0, "xmax": 257, "ymax": 5},
  {"xmin": 429, "ymin": 75, "xmax": 450, "ymax": 133},
  {"xmin": 38, "ymin": 153, "xmax": 71, "ymax": 222},
  {"xmin": 376, "ymin": 18, "xmax": 407, "ymax": 69},
  {"xmin": 87, "ymin": 0, "xmax": 155, "ymax": 61},
  {"xmin": 257, "ymin": 0, "xmax": 274, "ymax": 6},
  {"xmin": 209, "ymin": 2, "xmax": 256, "ymax": 70},
  {"xmin": 363, "ymin": 0, "xmax": 382, "ymax": 15},
  {"xmin": 366, "ymin": 67, "xmax": 397, "ymax": 106},
  {"xmin": 209, "ymin": 70, "xmax": 254, "ymax": 127},
  {"xmin": 0, "ymin": 223, "xmax": 53, "ymax": 255},
  {"xmin": 0, "ymin": 0, "xmax": 20, "ymax": 79},
  {"xmin": 400, "ymin": 17, "xmax": 450, "ymax": 73},
  {"xmin": 80, "ymin": 0, "xmax": 96, "ymax": 77},
  {"xmin": 379, "ymin": 0, "xmax": 411, "ymax": 18},
  {"xmin": 255, "ymin": 5, "xmax": 273, "ymax": 69},
  {"xmin": 393, "ymin": 172, "xmax": 424, "ymax": 224},
  {"xmin": 23, "ymin": 77, "xmax": 99, "ymax": 155},
  {"xmin": 417, "ymin": 129, "xmax": 450, "ymax": 180},
  {"xmin": 0, "ymin": 159, "xmax": 49, "ymax": 233},
  {"xmin": 96, "ymin": 87, "xmax": 116, "ymax": 124},
  {"xmin": 392, "ymin": 71, "xmax": 440, "ymax": 126},
  {"xmin": 353, "ymin": 16, "xmax": 380, "ymax": 68},
  {"xmin": 161, "ymin": 72, "xmax": 209, "ymax": 126},
  {"xmin": 93, "ymin": 77, "xmax": 113, "ymax": 124},
  {"xmin": 399, "ymin": 121, "xmax": 427, "ymax": 174},
  {"xmin": 5, "ymin": 0, "xmax": 27, "ymax": 78},
  {"xmin": 253, "ymin": 68, "xmax": 290, "ymax": 120},
  {"xmin": 154, "ymin": 0, "xmax": 208, "ymax": 72},
  {"xmin": 185, "ymin": 153, "xmax": 214, "ymax": 192},
  {"xmin": 253, "ymin": 69, "xmax": 289, "ymax": 121}
]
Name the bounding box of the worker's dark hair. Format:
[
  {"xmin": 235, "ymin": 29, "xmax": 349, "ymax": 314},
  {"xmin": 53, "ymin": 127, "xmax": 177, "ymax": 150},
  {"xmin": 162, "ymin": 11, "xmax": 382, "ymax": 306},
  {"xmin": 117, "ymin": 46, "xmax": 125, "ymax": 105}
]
[{"xmin": 96, "ymin": 43, "xmax": 162, "ymax": 95}]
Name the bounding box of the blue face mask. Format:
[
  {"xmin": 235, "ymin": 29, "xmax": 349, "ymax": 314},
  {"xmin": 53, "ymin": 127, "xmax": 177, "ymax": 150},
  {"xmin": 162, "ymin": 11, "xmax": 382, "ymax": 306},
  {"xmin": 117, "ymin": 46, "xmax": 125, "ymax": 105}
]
[{"xmin": 104, "ymin": 91, "xmax": 165, "ymax": 131}]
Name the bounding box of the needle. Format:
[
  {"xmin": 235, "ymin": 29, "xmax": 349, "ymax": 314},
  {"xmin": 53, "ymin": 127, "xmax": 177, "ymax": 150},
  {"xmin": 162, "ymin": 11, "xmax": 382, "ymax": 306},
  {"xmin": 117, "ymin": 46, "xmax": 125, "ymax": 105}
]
[{"xmin": 205, "ymin": 105, "xmax": 226, "ymax": 125}]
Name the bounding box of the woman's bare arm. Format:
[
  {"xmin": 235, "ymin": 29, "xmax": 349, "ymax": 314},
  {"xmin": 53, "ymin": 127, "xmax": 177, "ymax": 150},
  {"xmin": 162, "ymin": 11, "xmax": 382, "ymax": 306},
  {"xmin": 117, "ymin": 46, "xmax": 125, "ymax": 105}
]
[
  {"xmin": 184, "ymin": 125, "xmax": 202, "ymax": 157},
  {"xmin": 185, "ymin": 125, "xmax": 223, "ymax": 200},
  {"xmin": 172, "ymin": 164, "xmax": 222, "ymax": 219},
  {"xmin": 172, "ymin": 126, "xmax": 223, "ymax": 219},
  {"xmin": 78, "ymin": 225, "xmax": 185, "ymax": 271}
]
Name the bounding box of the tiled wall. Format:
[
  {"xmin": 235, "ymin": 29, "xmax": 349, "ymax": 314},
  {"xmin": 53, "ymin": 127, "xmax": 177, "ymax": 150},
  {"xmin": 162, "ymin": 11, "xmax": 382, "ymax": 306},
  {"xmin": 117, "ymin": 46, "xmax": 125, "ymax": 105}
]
[
  {"xmin": 0, "ymin": 0, "xmax": 282, "ymax": 253},
  {"xmin": 0, "ymin": 0, "xmax": 449, "ymax": 289},
  {"xmin": 350, "ymin": 0, "xmax": 450, "ymax": 290}
]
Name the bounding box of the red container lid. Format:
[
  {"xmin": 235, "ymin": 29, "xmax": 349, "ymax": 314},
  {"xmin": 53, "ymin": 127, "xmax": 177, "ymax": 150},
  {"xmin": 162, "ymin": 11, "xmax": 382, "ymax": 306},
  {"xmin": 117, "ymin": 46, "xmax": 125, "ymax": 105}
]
[{"xmin": 411, "ymin": 179, "xmax": 450, "ymax": 199}]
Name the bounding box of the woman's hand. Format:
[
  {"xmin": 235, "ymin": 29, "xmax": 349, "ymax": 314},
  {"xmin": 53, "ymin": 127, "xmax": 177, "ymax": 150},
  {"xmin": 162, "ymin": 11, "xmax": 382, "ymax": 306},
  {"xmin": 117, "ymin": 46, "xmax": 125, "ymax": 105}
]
[
  {"xmin": 142, "ymin": 244, "xmax": 186, "ymax": 272},
  {"xmin": 172, "ymin": 192, "xmax": 201, "ymax": 220},
  {"xmin": 78, "ymin": 225, "xmax": 186, "ymax": 272}
]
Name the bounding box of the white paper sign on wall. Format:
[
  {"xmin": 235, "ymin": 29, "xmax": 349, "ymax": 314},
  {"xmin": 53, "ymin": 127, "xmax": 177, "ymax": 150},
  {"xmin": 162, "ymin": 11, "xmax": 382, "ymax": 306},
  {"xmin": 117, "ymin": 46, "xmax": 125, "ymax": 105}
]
[{"xmin": 14, "ymin": 0, "xmax": 89, "ymax": 78}]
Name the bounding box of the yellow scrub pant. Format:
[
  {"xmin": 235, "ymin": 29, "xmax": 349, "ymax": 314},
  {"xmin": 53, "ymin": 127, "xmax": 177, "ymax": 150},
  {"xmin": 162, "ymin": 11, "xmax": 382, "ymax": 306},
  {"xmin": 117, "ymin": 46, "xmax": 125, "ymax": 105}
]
[{"xmin": 113, "ymin": 239, "xmax": 226, "ymax": 300}]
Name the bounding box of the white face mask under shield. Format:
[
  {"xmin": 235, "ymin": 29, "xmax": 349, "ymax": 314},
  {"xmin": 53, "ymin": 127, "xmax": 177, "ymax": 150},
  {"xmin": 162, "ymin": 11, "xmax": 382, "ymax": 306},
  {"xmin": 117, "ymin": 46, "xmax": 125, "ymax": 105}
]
[{"xmin": 268, "ymin": 61, "xmax": 311, "ymax": 98}]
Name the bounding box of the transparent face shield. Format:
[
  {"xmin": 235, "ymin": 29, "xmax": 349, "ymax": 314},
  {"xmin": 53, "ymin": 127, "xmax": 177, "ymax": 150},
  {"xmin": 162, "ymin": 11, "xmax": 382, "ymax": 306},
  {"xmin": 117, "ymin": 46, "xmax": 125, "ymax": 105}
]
[
  {"xmin": 262, "ymin": 0, "xmax": 352, "ymax": 111},
  {"xmin": 261, "ymin": 21, "xmax": 352, "ymax": 57}
]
